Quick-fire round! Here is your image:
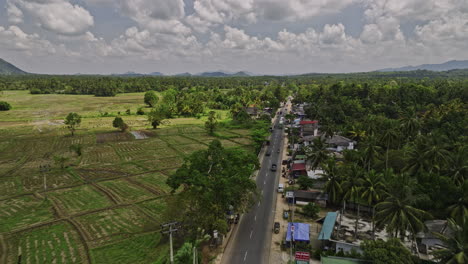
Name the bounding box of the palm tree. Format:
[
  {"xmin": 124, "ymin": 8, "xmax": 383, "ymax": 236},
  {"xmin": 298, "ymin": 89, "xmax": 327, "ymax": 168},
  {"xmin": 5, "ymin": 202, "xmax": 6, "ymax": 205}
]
[
  {"xmin": 361, "ymin": 170, "xmax": 386, "ymax": 206},
  {"xmin": 361, "ymin": 135, "xmax": 382, "ymax": 172},
  {"xmin": 421, "ymin": 136, "xmax": 452, "ymax": 174},
  {"xmin": 433, "ymin": 217, "xmax": 468, "ymax": 264},
  {"xmin": 448, "ymin": 183, "xmax": 468, "ymax": 225},
  {"xmin": 322, "ymin": 158, "xmax": 342, "ymax": 204},
  {"xmin": 375, "ymin": 185, "xmax": 431, "ymax": 239},
  {"xmin": 399, "ymin": 111, "xmax": 421, "ymax": 141},
  {"xmin": 305, "ymin": 137, "xmax": 329, "ymax": 170},
  {"xmin": 380, "ymin": 125, "xmax": 400, "ymax": 170},
  {"xmin": 445, "ymin": 146, "xmax": 468, "ymax": 186},
  {"xmin": 404, "ymin": 136, "xmax": 428, "ymax": 175},
  {"xmin": 341, "ymin": 164, "xmax": 364, "ymax": 239}
]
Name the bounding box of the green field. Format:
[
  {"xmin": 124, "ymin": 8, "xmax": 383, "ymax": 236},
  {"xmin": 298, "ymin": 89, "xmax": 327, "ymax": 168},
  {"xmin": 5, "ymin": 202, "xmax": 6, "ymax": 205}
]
[{"xmin": 0, "ymin": 91, "xmax": 254, "ymax": 263}]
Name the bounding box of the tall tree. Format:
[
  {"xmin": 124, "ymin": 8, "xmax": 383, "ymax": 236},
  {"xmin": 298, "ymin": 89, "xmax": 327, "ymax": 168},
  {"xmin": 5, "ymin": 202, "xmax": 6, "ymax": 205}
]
[
  {"xmin": 144, "ymin": 90, "xmax": 159, "ymax": 107},
  {"xmin": 112, "ymin": 117, "xmax": 128, "ymax": 132},
  {"xmin": 322, "ymin": 158, "xmax": 342, "ymax": 204},
  {"xmin": 147, "ymin": 106, "xmax": 167, "ymax": 129},
  {"xmin": 64, "ymin": 112, "xmax": 81, "ymax": 136},
  {"xmin": 205, "ymin": 111, "xmax": 218, "ymax": 135},
  {"xmin": 305, "ymin": 137, "xmax": 329, "ymax": 170},
  {"xmin": 166, "ymin": 140, "xmax": 258, "ymax": 236}
]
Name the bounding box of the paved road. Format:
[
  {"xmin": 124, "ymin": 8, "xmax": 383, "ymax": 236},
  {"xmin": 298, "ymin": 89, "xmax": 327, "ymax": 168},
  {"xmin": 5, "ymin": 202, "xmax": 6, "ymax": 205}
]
[{"xmin": 221, "ymin": 104, "xmax": 287, "ymax": 264}]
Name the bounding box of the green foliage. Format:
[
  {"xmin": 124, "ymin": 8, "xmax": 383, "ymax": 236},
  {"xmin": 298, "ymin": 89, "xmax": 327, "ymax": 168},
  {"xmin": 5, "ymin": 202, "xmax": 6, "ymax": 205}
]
[
  {"xmin": 144, "ymin": 90, "xmax": 159, "ymax": 107},
  {"xmin": 53, "ymin": 155, "xmax": 69, "ymax": 169},
  {"xmin": 136, "ymin": 107, "xmax": 145, "ymax": 115},
  {"xmin": 147, "ymin": 107, "xmax": 167, "ymax": 129},
  {"xmin": 301, "ymin": 202, "xmax": 320, "ymax": 218},
  {"xmin": 433, "ymin": 217, "xmax": 468, "ymax": 264},
  {"xmin": 0, "ymin": 101, "xmax": 11, "ymax": 111},
  {"xmin": 112, "ymin": 117, "xmax": 128, "ymax": 132},
  {"xmin": 166, "ymin": 140, "xmax": 258, "ymax": 236},
  {"xmin": 205, "ymin": 111, "xmax": 218, "ymax": 135},
  {"xmin": 69, "ymin": 144, "xmax": 83, "ymax": 156},
  {"xmin": 361, "ymin": 238, "xmax": 414, "ymax": 264},
  {"xmin": 64, "ymin": 112, "xmax": 81, "ymax": 136},
  {"xmin": 297, "ymin": 175, "xmax": 314, "ymax": 190}
]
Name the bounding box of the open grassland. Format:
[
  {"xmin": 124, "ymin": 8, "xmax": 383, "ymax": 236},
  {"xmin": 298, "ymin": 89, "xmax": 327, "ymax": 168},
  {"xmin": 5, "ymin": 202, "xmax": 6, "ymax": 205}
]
[{"xmin": 0, "ymin": 91, "xmax": 254, "ymax": 263}]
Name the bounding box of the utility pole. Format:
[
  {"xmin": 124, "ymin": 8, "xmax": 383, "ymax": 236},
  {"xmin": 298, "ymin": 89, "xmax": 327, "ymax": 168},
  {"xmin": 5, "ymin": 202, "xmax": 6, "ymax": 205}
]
[{"xmin": 161, "ymin": 222, "xmax": 179, "ymax": 264}]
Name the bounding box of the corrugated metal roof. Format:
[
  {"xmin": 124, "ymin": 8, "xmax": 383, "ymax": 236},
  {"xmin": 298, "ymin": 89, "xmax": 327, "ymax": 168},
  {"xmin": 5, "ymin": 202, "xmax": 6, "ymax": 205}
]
[{"xmin": 318, "ymin": 211, "xmax": 338, "ymax": 240}]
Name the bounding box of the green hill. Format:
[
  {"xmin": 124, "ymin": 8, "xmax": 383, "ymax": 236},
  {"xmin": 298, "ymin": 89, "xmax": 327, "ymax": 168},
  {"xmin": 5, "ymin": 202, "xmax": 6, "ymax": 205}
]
[{"xmin": 0, "ymin": 58, "xmax": 28, "ymax": 75}]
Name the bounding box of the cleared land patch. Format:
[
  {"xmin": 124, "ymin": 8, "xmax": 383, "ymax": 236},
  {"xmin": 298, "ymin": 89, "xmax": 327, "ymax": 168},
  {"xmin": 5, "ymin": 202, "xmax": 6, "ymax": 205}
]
[
  {"xmin": 48, "ymin": 185, "xmax": 113, "ymax": 215},
  {"xmin": 0, "ymin": 195, "xmax": 54, "ymax": 233},
  {"xmin": 97, "ymin": 179, "xmax": 153, "ymax": 203},
  {"xmin": 5, "ymin": 222, "xmax": 87, "ymax": 264}
]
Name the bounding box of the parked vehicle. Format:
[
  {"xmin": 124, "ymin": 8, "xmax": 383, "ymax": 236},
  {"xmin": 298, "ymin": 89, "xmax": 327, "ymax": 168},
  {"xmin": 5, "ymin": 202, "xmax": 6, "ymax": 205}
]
[
  {"xmin": 271, "ymin": 164, "xmax": 277, "ymax": 171},
  {"xmin": 266, "ymin": 150, "xmax": 271, "ymax": 156},
  {"xmin": 274, "ymin": 222, "xmax": 280, "ymax": 234},
  {"xmin": 278, "ymin": 183, "xmax": 284, "ymax": 193},
  {"xmin": 283, "ymin": 210, "xmax": 290, "ymax": 219}
]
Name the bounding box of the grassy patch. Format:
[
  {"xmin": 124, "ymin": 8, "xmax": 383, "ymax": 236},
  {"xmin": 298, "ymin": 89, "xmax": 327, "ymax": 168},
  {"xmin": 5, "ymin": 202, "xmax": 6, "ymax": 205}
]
[
  {"xmin": 97, "ymin": 179, "xmax": 153, "ymax": 203},
  {"xmin": 90, "ymin": 232, "xmax": 168, "ymax": 264},
  {"xmin": 0, "ymin": 195, "xmax": 54, "ymax": 233},
  {"xmin": 48, "ymin": 185, "xmax": 113, "ymax": 215},
  {"xmin": 5, "ymin": 222, "xmax": 86, "ymax": 264}
]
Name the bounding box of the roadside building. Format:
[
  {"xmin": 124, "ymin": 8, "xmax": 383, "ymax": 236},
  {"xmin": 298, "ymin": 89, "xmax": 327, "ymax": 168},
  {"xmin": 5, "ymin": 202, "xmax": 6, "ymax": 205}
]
[
  {"xmin": 286, "ymin": 222, "xmax": 310, "ymax": 246},
  {"xmin": 291, "ymin": 162, "xmax": 307, "ymax": 178},
  {"xmin": 289, "ymin": 190, "xmax": 328, "ymax": 207}
]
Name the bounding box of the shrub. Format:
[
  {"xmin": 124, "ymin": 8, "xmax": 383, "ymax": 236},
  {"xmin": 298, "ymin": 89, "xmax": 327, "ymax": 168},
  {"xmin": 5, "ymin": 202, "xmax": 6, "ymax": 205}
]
[
  {"xmin": 137, "ymin": 107, "xmax": 145, "ymax": 115},
  {"xmin": 0, "ymin": 101, "xmax": 12, "ymax": 111}
]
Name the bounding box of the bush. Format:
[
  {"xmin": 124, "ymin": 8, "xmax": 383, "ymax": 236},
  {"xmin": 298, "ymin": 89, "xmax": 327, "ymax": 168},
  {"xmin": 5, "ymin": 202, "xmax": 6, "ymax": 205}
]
[
  {"xmin": 302, "ymin": 202, "xmax": 320, "ymax": 218},
  {"xmin": 0, "ymin": 101, "xmax": 12, "ymax": 111},
  {"xmin": 137, "ymin": 108, "xmax": 145, "ymax": 115}
]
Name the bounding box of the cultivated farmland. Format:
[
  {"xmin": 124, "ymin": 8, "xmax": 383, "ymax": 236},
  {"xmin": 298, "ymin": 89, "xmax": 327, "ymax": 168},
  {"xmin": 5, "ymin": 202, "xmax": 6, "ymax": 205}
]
[{"xmin": 0, "ymin": 91, "xmax": 255, "ymax": 264}]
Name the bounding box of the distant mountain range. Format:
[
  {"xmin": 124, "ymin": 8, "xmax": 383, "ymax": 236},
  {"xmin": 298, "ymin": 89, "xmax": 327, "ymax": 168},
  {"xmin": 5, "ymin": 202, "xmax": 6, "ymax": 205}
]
[
  {"xmin": 112, "ymin": 70, "xmax": 252, "ymax": 77},
  {"xmin": 0, "ymin": 58, "xmax": 28, "ymax": 75},
  {"xmin": 378, "ymin": 60, "xmax": 468, "ymax": 72},
  {"xmin": 2, "ymin": 57, "xmax": 468, "ymax": 76}
]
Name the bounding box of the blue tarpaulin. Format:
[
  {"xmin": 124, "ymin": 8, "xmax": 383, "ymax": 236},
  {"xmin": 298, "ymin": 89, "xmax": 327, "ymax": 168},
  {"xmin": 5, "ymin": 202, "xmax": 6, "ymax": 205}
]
[
  {"xmin": 286, "ymin": 222, "xmax": 310, "ymax": 242},
  {"xmin": 318, "ymin": 211, "xmax": 338, "ymax": 240}
]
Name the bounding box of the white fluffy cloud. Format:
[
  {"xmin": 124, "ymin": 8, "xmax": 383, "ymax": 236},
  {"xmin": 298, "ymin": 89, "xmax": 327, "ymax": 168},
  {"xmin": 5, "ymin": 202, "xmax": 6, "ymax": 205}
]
[
  {"xmin": 0, "ymin": 25, "xmax": 57, "ymax": 55},
  {"xmin": 256, "ymin": 0, "xmax": 356, "ymax": 21},
  {"xmin": 7, "ymin": 0, "xmax": 94, "ymax": 35},
  {"xmin": 1, "ymin": 0, "xmax": 468, "ymax": 74}
]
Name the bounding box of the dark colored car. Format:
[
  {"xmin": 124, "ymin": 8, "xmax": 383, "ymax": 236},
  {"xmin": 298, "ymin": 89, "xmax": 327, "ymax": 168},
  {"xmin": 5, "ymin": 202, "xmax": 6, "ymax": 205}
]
[
  {"xmin": 271, "ymin": 164, "xmax": 277, "ymax": 171},
  {"xmin": 266, "ymin": 150, "xmax": 271, "ymax": 156},
  {"xmin": 274, "ymin": 222, "xmax": 280, "ymax": 234}
]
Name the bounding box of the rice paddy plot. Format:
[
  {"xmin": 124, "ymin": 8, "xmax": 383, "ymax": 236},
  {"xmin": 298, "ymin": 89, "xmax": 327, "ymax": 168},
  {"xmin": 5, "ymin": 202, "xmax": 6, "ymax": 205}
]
[
  {"xmin": 20, "ymin": 169, "xmax": 83, "ymax": 193},
  {"xmin": 136, "ymin": 197, "xmax": 169, "ymax": 223},
  {"xmin": 229, "ymin": 129, "xmax": 252, "ymax": 136},
  {"xmin": 75, "ymin": 207, "xmax": 154, "ymax": 242},
  {"xmin": 172, "ymin": 143, "xmax": 208, "ymax": 155},
  {"xmin": 95, "ymin": 132, "xmax": 134, "ymax": 144},
  {"xmin": 132, "ymin": 172, "xmax": 172, "ymax": 195},
  {"xmin": 97, "ymin": 179, "xmax": 153, "ymax": 203},
  {"xmin": 5, "ymin": 222, "xmax": 87, "ymax": 264},
  {"xmin": 184, "ymin": 134, "xmax": 218, "ymax": 144},
  {"xmin": 0, "ymin": 195, "xmax": 54, "ymax": 233},
  {"xmin": 48, "ymin": 185, "xmax": 113, "ymax": 215},
  {"xmin": 218, "ymin": 139, "xmax": 242, "ymax": 148},
  {"xmin": 90, "ymin": 231, "xmax": 168, "ymax": 264},
  {"xmin": 0, "ymin": 177, "xmax": 21, "ymax": 199},
  {"xmin": 230, "ymin": 137, "xmax": 254, "ymax": 146},
  {"xmin": 160, "ymin": 135, "xmax": 198, "ymax": 145},
  {"xmin": 74, "ymin": 168, "xmax": 129, "ymax": 182},
  {"xmin": 137, "ymin": 156, "xmax": 184, "ymax": 171},
  {"xmin": 80, "ymin": 145, "xmax": 121, "ymax": 165}
]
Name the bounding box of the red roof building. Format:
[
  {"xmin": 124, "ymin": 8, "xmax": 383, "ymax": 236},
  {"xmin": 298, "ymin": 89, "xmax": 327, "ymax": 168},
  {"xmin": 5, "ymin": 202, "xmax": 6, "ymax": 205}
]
[
  {"xmin": 291, "ymin": 163, "xmax": 307, "ymax": 177},
  {"xmin": 299, "ymin": 120, "xmax": 318, "ymax": 125}
]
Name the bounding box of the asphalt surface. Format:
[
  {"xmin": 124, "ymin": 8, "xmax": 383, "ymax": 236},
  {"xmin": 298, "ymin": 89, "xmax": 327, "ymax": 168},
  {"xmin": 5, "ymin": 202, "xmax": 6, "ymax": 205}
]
[{"xmin": 221, "ymin": 105, "xmax": 286, "ymax": 264}]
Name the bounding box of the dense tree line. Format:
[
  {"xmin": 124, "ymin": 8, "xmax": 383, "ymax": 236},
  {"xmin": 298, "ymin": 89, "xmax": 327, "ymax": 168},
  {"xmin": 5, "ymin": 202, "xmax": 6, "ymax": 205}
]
[{"xmin": 298, "ymin": 79, "xmax": 467, "ymax": 262}]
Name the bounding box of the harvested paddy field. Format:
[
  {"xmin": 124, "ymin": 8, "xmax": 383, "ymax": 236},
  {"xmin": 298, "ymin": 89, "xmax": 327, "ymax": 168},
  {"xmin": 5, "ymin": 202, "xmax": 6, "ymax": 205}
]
[{"xmin": 0, "ymin": 91, "xmax": 255, "ymax": 264}]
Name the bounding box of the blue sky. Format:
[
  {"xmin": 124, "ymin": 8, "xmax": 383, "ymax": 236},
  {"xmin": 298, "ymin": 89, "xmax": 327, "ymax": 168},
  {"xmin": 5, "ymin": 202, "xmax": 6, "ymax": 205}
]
[{"xmin": 0, "ymin": 0, "xmax": 467, "ymax": 75}]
